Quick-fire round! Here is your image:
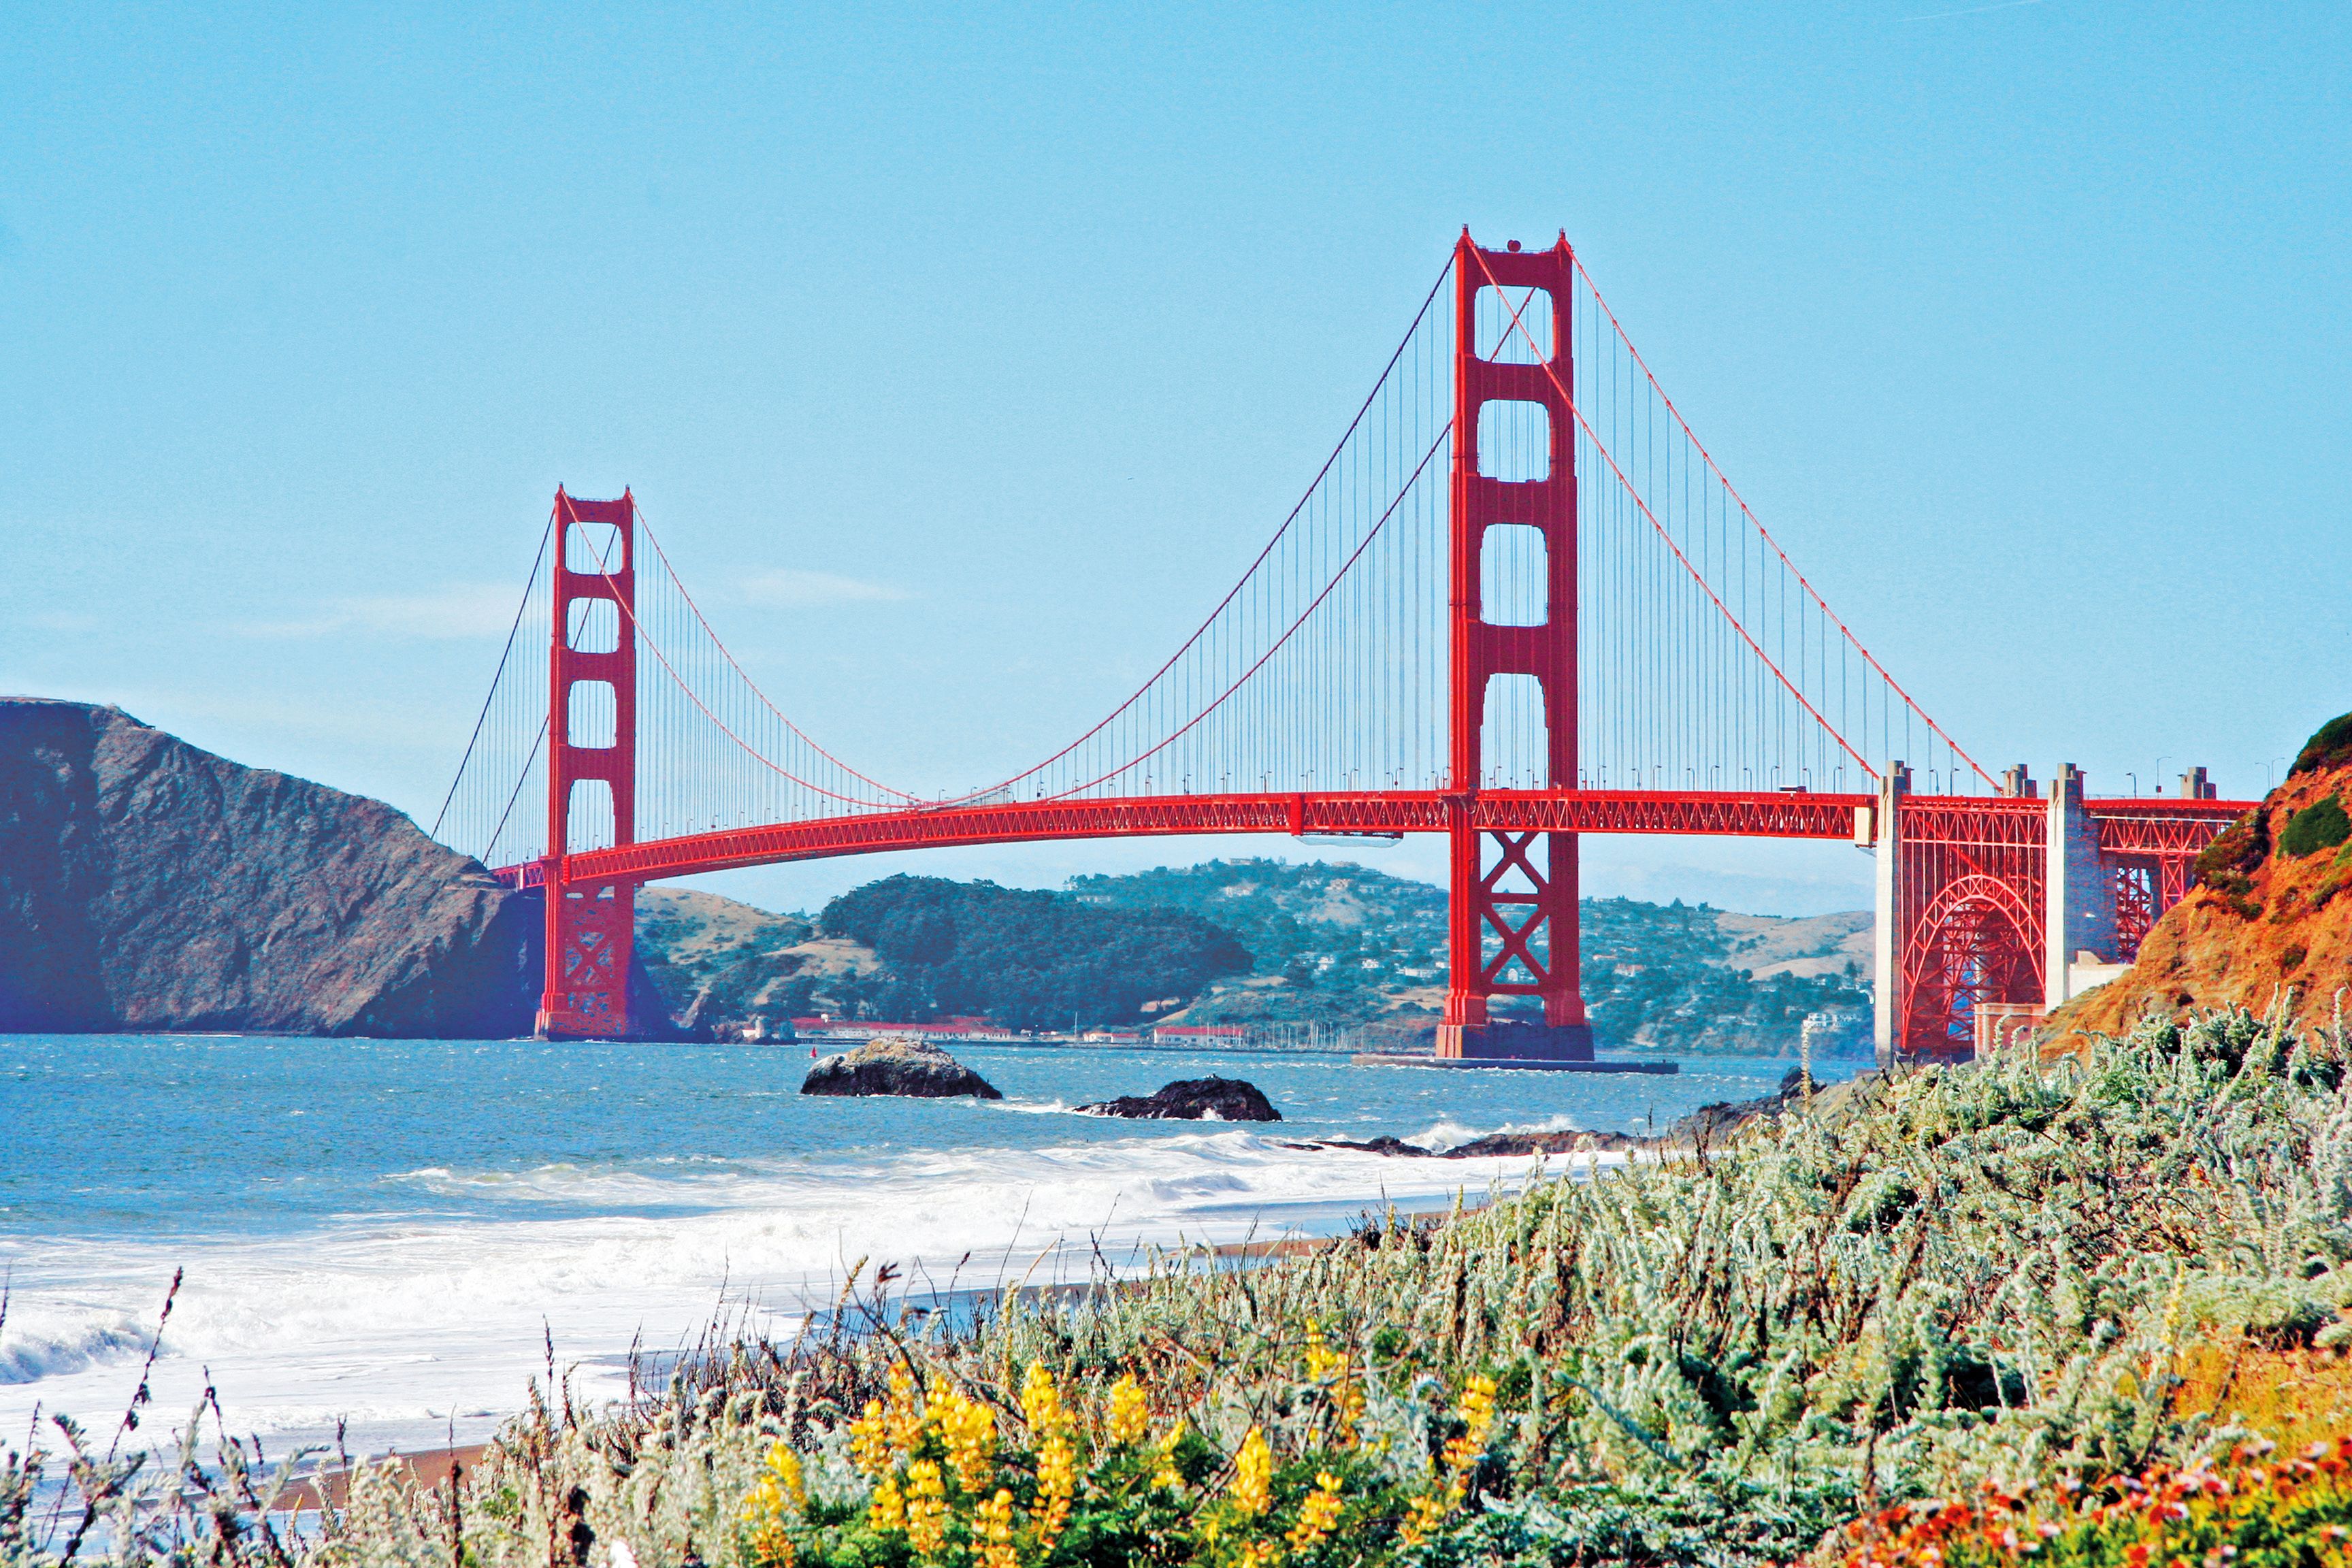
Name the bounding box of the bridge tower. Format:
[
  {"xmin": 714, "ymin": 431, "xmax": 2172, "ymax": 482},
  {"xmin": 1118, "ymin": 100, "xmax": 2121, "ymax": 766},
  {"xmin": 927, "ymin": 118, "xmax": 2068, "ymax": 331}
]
[
  {"xmin": 538, "ymin": 487, "xmax": 638, "ymax": 1039},
  {"xmin": 1439, "ymin": 231, "xmax": 1592, "ymax": 1061}
]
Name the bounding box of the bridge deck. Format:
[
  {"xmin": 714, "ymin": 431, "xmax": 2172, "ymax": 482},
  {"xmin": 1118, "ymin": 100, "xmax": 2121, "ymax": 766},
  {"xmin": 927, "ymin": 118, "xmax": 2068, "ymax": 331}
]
[{"xmin": 495, "ymin": 790, "xmax": 2250, "ymax": 887}]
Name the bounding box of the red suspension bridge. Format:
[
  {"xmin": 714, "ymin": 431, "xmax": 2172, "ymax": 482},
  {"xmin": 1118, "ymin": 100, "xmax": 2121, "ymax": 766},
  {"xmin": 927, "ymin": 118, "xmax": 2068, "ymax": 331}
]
[{"xmin": 435, "ymin": 231, "xmax": 2245, "ymax": 1062}]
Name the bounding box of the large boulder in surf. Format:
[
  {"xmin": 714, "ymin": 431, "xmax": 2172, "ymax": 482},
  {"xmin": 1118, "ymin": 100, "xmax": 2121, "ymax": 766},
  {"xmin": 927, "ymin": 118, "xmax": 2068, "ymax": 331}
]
[
  {"xmin": 800, "ymin": 1035, "xmax": 1002, "ymax": 1099},
  {"xmin": 1077, "ymin": 1076, "xmax": 1279, "ymax": 1122}
]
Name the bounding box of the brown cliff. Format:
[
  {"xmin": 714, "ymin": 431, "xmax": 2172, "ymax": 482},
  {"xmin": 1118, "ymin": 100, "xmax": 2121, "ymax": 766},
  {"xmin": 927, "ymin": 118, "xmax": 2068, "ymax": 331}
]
[
  {"xmin": 0, "ymin": 697, "xmax": 541, "ymax": 1036},
  {"xmin": 2052, "ymin": 713, "xmax": 2352, "ymax": 1039}
]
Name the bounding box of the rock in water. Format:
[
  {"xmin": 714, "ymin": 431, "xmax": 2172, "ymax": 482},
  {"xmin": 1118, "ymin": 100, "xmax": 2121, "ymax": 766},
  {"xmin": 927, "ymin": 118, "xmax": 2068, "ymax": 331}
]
[
  {"xmin": 1077, "ymin": 1076, "xmax": 1280, "ymax": 1121},
  {"xmin": 801, "ymin": 1035, "xmax": 1002, "ymax": 1098},
  {"xmin": 0, "ymin": 698, "xmax": 540, "ymax": 1036}
]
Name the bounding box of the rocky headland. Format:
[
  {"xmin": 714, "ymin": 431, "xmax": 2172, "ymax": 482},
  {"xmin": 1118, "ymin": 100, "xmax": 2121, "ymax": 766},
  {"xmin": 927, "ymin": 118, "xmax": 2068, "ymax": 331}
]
[{"xmin": 0, "ymin": 698, "xmax": 543, "ymax": 1036}]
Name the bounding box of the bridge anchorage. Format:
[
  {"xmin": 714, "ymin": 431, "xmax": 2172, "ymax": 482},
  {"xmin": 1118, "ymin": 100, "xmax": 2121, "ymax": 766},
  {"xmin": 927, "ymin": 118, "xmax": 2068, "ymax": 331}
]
[{"xmin": 436, "ymin": 230, "xmax": 2249, "ymax": 1064}]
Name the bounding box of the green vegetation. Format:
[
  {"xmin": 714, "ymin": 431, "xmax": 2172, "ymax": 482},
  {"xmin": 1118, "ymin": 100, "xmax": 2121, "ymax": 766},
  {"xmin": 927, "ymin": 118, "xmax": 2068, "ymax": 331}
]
[
  {"xmin": 631, "ymin": 860, "xmax": 1870, "ymax": 1050},
  {"xmin": 21, "ymin": 1005, "xmax": 2342, "ymax": 1567},
  {"xmin": 1578, "ymin": 898, "xmax": 1865, "ymax": 1054},
  {"xmin": 2195, "ymin": 809, "xmax": 2272, "ymax": 915},
  {"xmin": 2281, "ymin": 795, "xmax": 2351, "ymax": 858},
  {"xmin": 818, "ymin": 876, "xmax": 1254, "ymax": 1032},
  {"xmin": 2292, "ymin": 710, "xmax": 2352, "ymax": 777}
]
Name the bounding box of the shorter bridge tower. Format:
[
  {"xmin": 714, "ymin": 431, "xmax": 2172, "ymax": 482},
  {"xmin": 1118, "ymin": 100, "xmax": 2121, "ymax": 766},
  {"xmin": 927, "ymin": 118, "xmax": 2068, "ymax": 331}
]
[
  {"xmin": 538, "ymin": 488, "xmax": 638, "ymax": 1039},
  {"xmin": 1439, "ymin": 231, "xmax": 1592, "ymax": 1061}
]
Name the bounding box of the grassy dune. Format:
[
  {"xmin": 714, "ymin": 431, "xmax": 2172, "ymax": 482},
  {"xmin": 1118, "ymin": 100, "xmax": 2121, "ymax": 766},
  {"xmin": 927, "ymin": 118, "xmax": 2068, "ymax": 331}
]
[{"xmin": 14, "ymin": 1007, "xmax": 2352, "ymax": 1567}]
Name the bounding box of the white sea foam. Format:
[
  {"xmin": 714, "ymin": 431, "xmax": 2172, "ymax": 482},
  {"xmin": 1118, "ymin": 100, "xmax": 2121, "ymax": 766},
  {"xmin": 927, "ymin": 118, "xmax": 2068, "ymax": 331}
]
[
  {"xmin": 0, "ymin": 1312, "xmax": 152, "ymax": 1386},
  {"xmin": 0, "ymin": 1128, "xmax": 1570, "ymax": 1456}
]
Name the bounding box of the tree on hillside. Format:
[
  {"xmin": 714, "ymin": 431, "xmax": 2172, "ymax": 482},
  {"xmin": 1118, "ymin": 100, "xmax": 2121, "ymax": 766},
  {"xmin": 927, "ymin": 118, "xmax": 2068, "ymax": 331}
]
[{"xmin": 819, "ymin": 875, "xmax": 1254, "ymax": 1031}]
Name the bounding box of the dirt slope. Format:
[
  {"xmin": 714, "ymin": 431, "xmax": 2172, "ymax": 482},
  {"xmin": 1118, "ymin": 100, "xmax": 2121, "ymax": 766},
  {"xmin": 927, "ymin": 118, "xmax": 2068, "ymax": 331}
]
[{"xmin": 2053, "ymin": 713, "xmax": 2352, "ymax": 1037}]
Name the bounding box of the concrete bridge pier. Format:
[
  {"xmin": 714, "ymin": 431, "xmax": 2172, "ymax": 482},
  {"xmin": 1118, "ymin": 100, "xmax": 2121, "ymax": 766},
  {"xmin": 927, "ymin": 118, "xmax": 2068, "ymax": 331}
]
[{"xmin": 2044, "ymin": 764, "xmax": 2125, "ymax": 1007}]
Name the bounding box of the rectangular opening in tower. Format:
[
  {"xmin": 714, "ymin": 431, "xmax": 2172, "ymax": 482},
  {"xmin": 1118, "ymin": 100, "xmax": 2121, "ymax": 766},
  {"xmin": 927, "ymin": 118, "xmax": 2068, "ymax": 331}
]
[
  {"xmin": 1473, "ymin": 284, "xmax": 1554, "ymax": 364},
  {"xmin": 1475, "ymin": 401, "xmax": 1551, "ymax": 482},
  {"xmin": 566, "ymin": 521, "xmax": 624, "ymax": 574},
  {"xmin": 1480, "ymin": 523, "xmax": 1548, "ymax": 625},
  {"xmin": 566, "ymin": 680, "xmax": 617, "ymax": 748},
  {"xmin": 1480, "ymin": 672, "xmax": 1549, "ymax": 789},
  {"xmin": 566, "ymin": 598, "xmax": 620, "ymax": 653},
  {"xmin": 564, "ymin": 778, "xmax": 615, "ymax": 853}
]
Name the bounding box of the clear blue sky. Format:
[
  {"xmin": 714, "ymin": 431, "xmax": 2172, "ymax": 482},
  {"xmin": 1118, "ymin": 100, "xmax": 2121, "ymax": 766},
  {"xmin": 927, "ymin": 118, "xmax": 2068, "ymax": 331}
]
[{"xmin": 5, "ymin": 3, "xmax": 2345, "ymax": 917}]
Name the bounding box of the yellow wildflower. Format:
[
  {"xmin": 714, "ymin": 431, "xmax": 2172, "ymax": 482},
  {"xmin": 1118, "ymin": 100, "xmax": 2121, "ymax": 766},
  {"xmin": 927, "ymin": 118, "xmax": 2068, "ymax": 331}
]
[
  {"xmin": 1152, "ymin": 1420, "xmax": 1189, "ymax": 1490},
  {"xmin": 1441, "ymin": 1374, "xmax": 1498, "ymax": 1472},
  {"xmin": 905, "ymin": 1460, "xmax": 949, "ymax": 1558},
  {"xmin": 764, "ymin": 1440, "xmax": 806, "ymax": 1507},
  {"xmin": 885, "ymin": 1364, "xmax": 926, "ymax": 1456},
  {"xmin": 974, "ymin": 1486, "xmax": 1017, "ymax": 1568},
  {"xmin": 1459, "ymin": 1374, "xmax": 1497, "ymax": 1442},
  {"xmin": 746, "ymin": 1519, "xmax": 794, "ymax": 1568},
  {"xmin": 1333, "ymin": 1369, "xmax": 1365, "ymax": 1446},
  {"xmin": 867, "ymin": 1475, "xmax": 906, "ymax": 1534},
  {"xmin": 1020, "ymin": 1360, "xmax": 1068, "ymax": 1435},
  {"xmin": 849, "ymin": 1398, "xmax": 889, "ymax": 1475},
  {"xmin": 1399, "ymin": 1492, "xmax": 1448, "ymax": 1548},
  {"xmin": 1286, "ymin": 1471, "xmax": 1343, "ymax": 1552},
  {"xmin": 1239, "ymin": 1541, "xmax": 1282, "ymax": 1568},
  {"xmin": 1107, "ymin": 1373, "xmax": 1149, "ymax": 1446},
  {"xmin": 1230, "ymin": 1426, "xmax": 1274, "ymax": 1518},
  {"xmin": 934, "ymin": 1384, "xmax": 998, "ymax": 1494},
  {"xmin": 1304, "ymin": 1324, "xmax": 1345, "ymax": 1384},
  {"xmin": 1034, "ymin": 1424, "xmax": 1077, "ymax": 1548},
  {"xmin": 739, "ymin": 1442, "xmax": 804, "ymax": 1568}
]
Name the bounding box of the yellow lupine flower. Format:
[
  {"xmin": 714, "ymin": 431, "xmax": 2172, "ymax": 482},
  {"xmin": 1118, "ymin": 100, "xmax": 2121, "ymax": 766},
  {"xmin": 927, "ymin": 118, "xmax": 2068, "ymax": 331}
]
[
  {"xmin": 849, "ymin": 1399, "xmax": 889, "ymax": 1475},
  {"xmin": 1458, "ymin": 1374, "xmax": 1497, "ymax": 1443},
  {"xmin": 934, "ymin": 1384, "xmax": 998, "ymax": 1494},
  {"xmin": 1020, "ymin": 1360, "xmax": 1068, "ymax": 1435},
  {"xmin": 1441, "ymin": 1373, "xmax": 1499, "ymax": 1471},
  {"xmin": 1399, "ymin": 1493, "xmax": 1448, "ymax": 1548},
  {"xmin": 905, "ymin": 1460, "xmax": 949, "ymax": 1557},
  {"xmin": 867, "ymin": 1475, "xmax": 906, "ymax": 1534},
  {"xmin": 1334, "ymin": 1369, "xmax": 1365, "ymax": 1444},
  {"xmin": 764, "ymin": 1440, "xmax": 806, "ymax": 1507},
  {"xmin": 974, "ymin": 1486, "xmax": 1017, "ymax": 1568},
  {"xmin": 1286, "ymin": 1471, "xmax": 1343, "ymax": 1551},
  {"xmin": 1304, "ymin": 1323, "xmax": 1345, "ymax": 1384},
  {"xmin": 885, "ymin": 1364, "xmax": 926, "ymax": 1456},
  {"xmin": 1033, "ymin": 1425, "xmax": 1077, "ymax": 1547},
  {"xmin": 1107, "ymin": 1373, "xmax": 1149, "ymax": 1446},
  {"xmin": 1230, "ymin": 1426, "xmax": 1274, "ymax": 1518},
  {"xmin": 1152, "ymin": 1420, "xmax": 1189, "ymax": 1490}
]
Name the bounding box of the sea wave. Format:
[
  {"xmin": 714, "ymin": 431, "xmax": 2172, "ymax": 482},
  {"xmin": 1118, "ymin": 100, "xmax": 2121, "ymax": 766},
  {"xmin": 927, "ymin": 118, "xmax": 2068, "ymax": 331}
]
[{"xmin": 0, "ymin": 1311, "xmax": 151, "ymax": 1386}]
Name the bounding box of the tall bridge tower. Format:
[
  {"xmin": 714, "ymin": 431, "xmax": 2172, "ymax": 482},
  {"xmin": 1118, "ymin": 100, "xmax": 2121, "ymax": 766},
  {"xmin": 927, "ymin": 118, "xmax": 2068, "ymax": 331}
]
[
  {"xmin": 1439, "ymin": 232, "xmax": 1592, "ymax": 1061},
  {"xmin": 538, "ymin": 488, "xmax": 638, "ymax": 1038}
]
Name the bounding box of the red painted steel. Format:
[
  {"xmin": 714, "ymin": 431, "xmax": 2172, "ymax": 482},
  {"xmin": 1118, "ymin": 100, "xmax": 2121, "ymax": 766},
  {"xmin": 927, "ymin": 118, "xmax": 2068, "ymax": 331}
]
[
  {"xmin": 502, "ymin": 789, "xmax": 1874, "ymax": 888},
  {"xmin": 539, "ymin": 489, "xmax": 638, "ymax": 1038},
  {"xmin": 1441, "ymin": 232, "xmax": 1586, "ymax": 1056},
  {"xmin": 502, "ymin": 233, "xmax": 2257, "ymax": 1048},
  {"xmin": 502, "ymin": 790, "xmax": 2243, "ymax": 894}
]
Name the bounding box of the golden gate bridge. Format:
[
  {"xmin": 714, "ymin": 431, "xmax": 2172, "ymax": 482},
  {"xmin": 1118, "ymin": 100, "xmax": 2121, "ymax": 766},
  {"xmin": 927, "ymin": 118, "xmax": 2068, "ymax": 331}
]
[{"xmin": 432, "ymin": 231, "xmax": 2246, "ymax": 1062}]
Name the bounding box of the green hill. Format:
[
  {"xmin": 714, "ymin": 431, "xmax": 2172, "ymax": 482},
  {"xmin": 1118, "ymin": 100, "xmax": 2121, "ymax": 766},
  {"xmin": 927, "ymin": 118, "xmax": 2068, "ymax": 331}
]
[{"xmin": 634, "ymin": 858, "xmax": 1871, "ymax": 1054}]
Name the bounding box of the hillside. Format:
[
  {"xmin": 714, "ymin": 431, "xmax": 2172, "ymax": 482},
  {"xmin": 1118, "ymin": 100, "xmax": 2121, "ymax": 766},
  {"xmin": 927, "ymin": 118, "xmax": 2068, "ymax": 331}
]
[
  {"xmin": 2052, "ymin": 710, "xmax": 2352, "ymax": 1038},
  {"xmin": 654, "ymin": 858, "xmax": 1872, "ymax": 1051},
  {"xmin": 0, "ymin": 698, "xmax": 538, "ymax": 1036},
  {"xmin": 819, "ymin": 875, "xmax": 1254, "ymax": 1031}
]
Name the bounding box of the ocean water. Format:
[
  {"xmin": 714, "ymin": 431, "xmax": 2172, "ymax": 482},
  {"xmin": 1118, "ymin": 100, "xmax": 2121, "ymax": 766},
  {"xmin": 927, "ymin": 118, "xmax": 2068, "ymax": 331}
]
[{"xmin": 0, "ymin": 1035, "xmax": 1850, "ymax": 1458}]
